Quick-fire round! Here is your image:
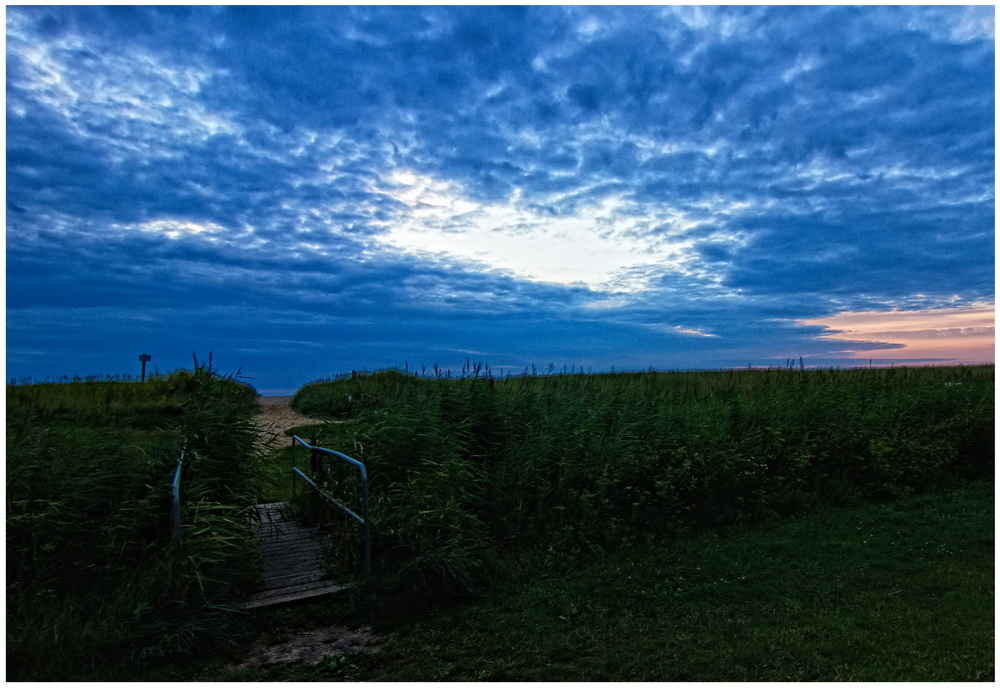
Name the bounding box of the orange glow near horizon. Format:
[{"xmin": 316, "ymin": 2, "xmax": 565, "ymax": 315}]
[{"xmin": 800, "ymin": 302, "xmax": 995, "ymax": 364}]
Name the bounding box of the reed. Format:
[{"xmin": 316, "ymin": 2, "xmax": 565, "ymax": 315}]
[
  {"xmin": 293, "ymin": 364, "xmax": 994, "ymax": 610},
  {"xmin": 6, "ymin": 363, "xmax": 267, "ymax": 680}
]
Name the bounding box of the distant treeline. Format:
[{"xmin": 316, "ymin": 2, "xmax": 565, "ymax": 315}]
[{"xmin": 9, "ymin": 373, "xmax": 153, "ymax": 385}]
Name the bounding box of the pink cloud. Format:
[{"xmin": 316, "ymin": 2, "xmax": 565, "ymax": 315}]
[{"xmin": 800, "ymin": 302, "xmax": 995, "ymax": 364}]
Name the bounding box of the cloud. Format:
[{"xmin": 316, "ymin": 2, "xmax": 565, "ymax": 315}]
[
  {"xmin": 5, "ymin": 6, "xmax": 994, "ymax": 388},
  {"xmin": 800, "ymin": 303, "xmax": 995, "ymax": 363}
]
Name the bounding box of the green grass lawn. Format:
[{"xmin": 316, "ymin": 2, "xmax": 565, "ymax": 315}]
[{"xmin": 216, "ymin": 479, "xmax": 994, "ymax": 682}]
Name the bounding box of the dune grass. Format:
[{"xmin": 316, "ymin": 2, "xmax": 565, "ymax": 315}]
[
  {"xmin": 289, "ymin": 365, "xmax": 993, "ymax": 611},
  {"xmin": 6, "ymin": 366, "xmax": 268, "ymax": 681}
]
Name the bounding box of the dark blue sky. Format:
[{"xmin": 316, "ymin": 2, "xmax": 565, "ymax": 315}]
[{"xmin": 6, "ymin": 5, "xmax": 995, "ymax": 393}]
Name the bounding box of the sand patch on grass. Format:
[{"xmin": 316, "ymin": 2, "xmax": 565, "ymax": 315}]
[{"xmin": 228, "ymin": 625, "xmax": 385, "ymax": 671}]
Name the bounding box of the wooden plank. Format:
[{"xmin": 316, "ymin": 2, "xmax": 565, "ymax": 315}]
[
  {"xmin": 262, "ymin": 556, "xmax": 324, "ymax": 571},
  {"xmin": 258, "ymin": 571, "xmax": 329, "ymax": 590},
  {"xmin": 240, "ymin": 581, "xmax": 344, "ymax": 609},
  {"xmin": 248, "ymin": 579, "xmax": 343, "ymax": 601},
  {"xmin": 259, "ymin": 542, "xmax": 323, "ymax": 555},
  {"xmin": 261, "ymin": 567, "xmax": 326, "ymax": 583},
  {"xmin": 258, "ymin": 540, "xmax": 324, "ymax": 556},
  {"xmin": 261, "ymin": 555, "xmax": 326, "ymax": 571},
  {"xmin": 258, "ymin": 530, "xmax": 320, "ymax": 542},
  {"xmin": 240, "ymin": 582, "xmax": 346, "ymax": 610}
]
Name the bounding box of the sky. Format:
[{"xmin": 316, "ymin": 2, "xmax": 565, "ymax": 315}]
[{"xmin": 5, "ymin": 4, "xmax": 995, "ymax": 394}]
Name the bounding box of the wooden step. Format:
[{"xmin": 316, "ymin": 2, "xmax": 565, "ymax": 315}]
[{"xmin": 240, "ymin": 502, "xmax": 346, "ymax": 609}]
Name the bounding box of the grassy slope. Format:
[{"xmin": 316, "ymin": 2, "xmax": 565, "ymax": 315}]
[
  {"xmin": 216, "ymin": 479, "xmax": 993, "ymax": 682},
  {"xmin": 371, "ymin": 481, "xmax": 994, "ymax": 682}
]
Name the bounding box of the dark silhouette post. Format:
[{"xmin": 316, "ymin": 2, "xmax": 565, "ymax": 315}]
[{"xmin": 138, "ymin": 353, "xmax": 151, "ymax": 382}]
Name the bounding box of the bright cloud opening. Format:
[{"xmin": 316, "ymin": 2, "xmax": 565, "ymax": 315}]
[
  {"xmin": 800, "ymin": 302, "xmax": 995, "ymax": 364},
  {"xmin": 371, "ymin": 170, "xmax": 718, "ymax": 293}
]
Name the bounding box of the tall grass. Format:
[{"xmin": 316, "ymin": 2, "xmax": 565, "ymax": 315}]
[
  {"xmin": 6, "ymin": 365, "xmax": 268, "ymax": 680},
  {"xmin": 292, "ymin": 365, "xmax": 994, "ymax": 610}
]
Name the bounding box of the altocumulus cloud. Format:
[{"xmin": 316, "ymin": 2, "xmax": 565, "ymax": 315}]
[{"xmin": 5, "ymin": 5, "xmax": 994, "ymax": 391}]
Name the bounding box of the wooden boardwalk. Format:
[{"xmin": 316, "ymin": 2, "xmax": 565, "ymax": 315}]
[{"xmin": 240, "ymin": 502, "xmax": 345, "ymax": 610}]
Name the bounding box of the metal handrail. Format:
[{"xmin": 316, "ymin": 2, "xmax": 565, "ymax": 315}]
[
  {"xmin": 171, "ymin": 446, "xmax": 186, "ymax": 553},
  {"xmin": 291, "ymin": 435, "xmax": 371, "ymax": 573}
]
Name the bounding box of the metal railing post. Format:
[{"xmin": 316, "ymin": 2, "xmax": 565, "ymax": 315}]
[
  {"xmin": 291, "ymin": 436, "xmax": 372, "ymax": 573},
  {"xmin": 358, "ymin": 460, "xmax": 371, "ymax": 573},
  {"xmin": 171, "ymin": 447, "xmax": 186, "ymax": 557},
  {"xmin": 291, "ymin": 437, "xmax": 298, "ymax": 499}
]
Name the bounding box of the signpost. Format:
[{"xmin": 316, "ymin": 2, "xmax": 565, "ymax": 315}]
[{"xmin": 138, "ymin": 354, "xmax": 151, "ymax": 382}]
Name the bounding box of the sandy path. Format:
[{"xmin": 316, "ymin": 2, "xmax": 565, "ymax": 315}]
[{"xmin": 255, "ymin": 396, "xmax": 324, "ymax": 449}]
